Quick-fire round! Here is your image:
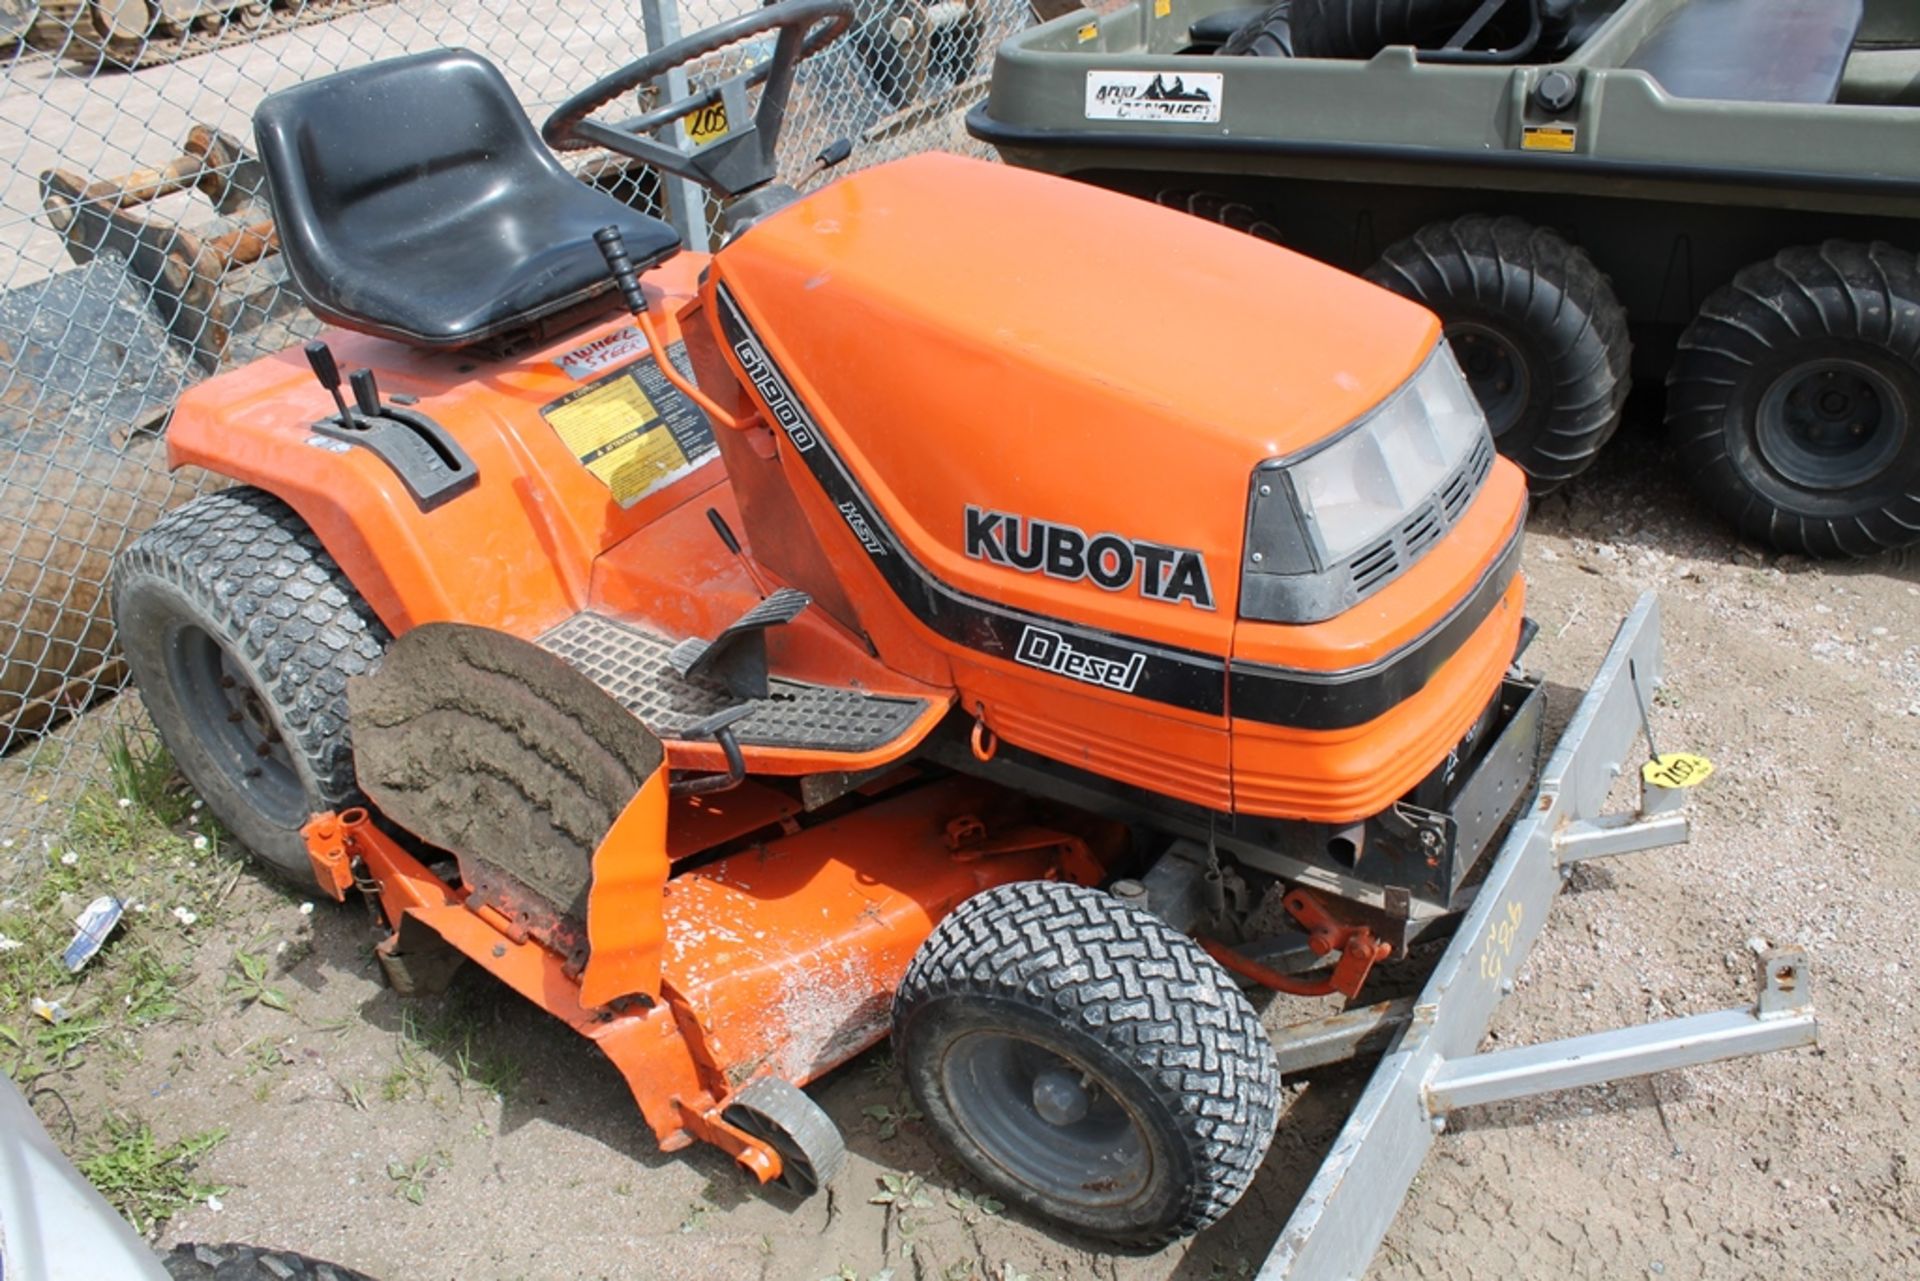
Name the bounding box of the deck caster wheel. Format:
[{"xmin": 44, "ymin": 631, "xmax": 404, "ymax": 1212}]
[
  {"xmin": 110, "ymin": 487, "xmax": 389, "ymax": 881},
  {"xmin": 1666, "ymin": 240, "xmax": 1920, "ymax": 556},
  {"xmin": 1366, "ymin": 213, "xmax": 1631, "ymax": 493},
  {"xmin": 722, "ymin": 1076, "xmax": 847, "ymax": 1197},
  {"xmin": 893, "ymin": 881, "xmax": 1279, "ymax": 1249}
]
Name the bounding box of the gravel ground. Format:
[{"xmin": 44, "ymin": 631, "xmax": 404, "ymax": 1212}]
[{"xmin": 16, "ymin": 413, "xmax": 1917, "ymax": 1281}]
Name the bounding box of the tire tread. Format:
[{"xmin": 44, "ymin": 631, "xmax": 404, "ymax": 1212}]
[{"xmin": 895, "ymin": 881, "xmax": 1278, "ymax": 1248}]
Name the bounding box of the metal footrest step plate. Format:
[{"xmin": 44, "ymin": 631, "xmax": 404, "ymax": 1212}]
[{"xmin": 539, "ymin": 611, "xmax": 928, "ymax": 753}]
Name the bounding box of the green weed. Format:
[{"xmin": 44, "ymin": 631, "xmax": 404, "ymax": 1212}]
[
  {"xmin": 78, "ymin": 1116, "xmax": 227, "ymax": 1235},
  {"xmin": 224, "ymin": 949, "xmax": 291, "ymax": 1013},
  {"xmin": 386, "ymin": 1150, "xmax": 445, "ymax": 1205}
]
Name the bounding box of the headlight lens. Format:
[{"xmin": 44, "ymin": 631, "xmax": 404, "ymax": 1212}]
[
  {"xmin": 1239, "ymin": 345, "xmax": 1496, "ymax": 624},
  {"xmin": 1291, "ymin": 349, "xmax": 1486, "ymax": 561}
]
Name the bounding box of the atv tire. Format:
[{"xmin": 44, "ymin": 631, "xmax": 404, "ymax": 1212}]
[
  {"xmin": 162, "ymin": 1243, "xmax": 378, "ymax": 1281},
  {"xmin": 1289, "ymin": 0, "xmax": 1485, "ymax": 58},
  {"xmin": 1366, "ymin": 213, "xmax": 1631, "ymax": 493},
  {"xmin": 111, "ymin": 487, "xmax": 389, "ymax": 881},
  {"xmin": 893, "ymin": 881, "xmax": 1279, "ymax": 1249},
  {"xmin": 1666, "ymin": 240, "xmax": 1920, "ymax": 557}
]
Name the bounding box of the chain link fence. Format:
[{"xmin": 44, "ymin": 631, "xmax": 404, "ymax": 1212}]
[{"xmin": 0, "ymin": 0, "xmax": 1024, "ymax": 838}]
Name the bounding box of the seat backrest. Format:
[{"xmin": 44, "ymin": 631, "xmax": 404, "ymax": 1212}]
[{"xmin": 255, "ymin": 49, "xmax": 576, "ymax": 312}]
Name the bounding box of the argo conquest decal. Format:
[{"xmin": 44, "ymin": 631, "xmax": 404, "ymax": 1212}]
[
  {"xmin": 1085, "ymin": 70, "xmax": 1222, "ymax": 124},
  {"xmin": 965, "ymin": 506, "xmax": 1215, "ymax": 609}
]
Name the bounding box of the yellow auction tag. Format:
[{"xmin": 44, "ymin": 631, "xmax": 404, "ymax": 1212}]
[
  {"xmin": 1642, "ymin": 752, "xmax": 1713, "ymax": 789},
  {"xmin": 1077, "ymin": 21, "xmax": 1098, "ymax": 41},
  {"xmin": 687, "ymin": 101, "xmax": 730, "ymax": 147}
]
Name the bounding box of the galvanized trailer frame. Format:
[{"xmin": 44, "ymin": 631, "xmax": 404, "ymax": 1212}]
[{"xmin": 1258, "ymin": 593, "xmax": 1817, "ymax": 1280}]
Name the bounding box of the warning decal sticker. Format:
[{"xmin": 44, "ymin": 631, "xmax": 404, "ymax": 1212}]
[
  {"xmin": 1085, "ymin": 70, "xmax": 1222, "ymax": 123},
  {"xmin": 540, "ymin": 341, "xmax": 716, "ymax": 508},
  {"xmin": 1521, "ymin": 124, "xmax": 1577, "ymax": 152}
]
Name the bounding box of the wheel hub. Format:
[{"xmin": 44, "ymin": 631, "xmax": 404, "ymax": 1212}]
[
  {"xmin": 1031, "ymin": 1068, "xmax": 1090, "ymax": 1127},
  {"xmin": 1757, "ymin": 358, "xmax": 1909, "ymax": 491},
  {"xmin": 1447, "ymin": 322, "xmax": 1530, "ymax": 437},
  {"xmin": 168, "ymin": 623, "xmax": 304, "ymax": 822},
  {"xmin": 941, "ymin": 1030, "xmax": 1150, "ymax": 1208}
]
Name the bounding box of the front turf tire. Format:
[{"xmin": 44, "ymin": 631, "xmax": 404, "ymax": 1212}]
[
  {"xmin": 1666, "ymin": 240, "xmax": 1920, "ymax": 557},
  {"xmin": 1366, "ymin": 214, "xmax": 1632, "ymax": 493},
  {"xmin": 893, "ymin": 881, "xmax": 1279, "ymax": 1250},
  {"xmin": 110, "ymin": 487, "xmax": 390, "ymax": 881}
]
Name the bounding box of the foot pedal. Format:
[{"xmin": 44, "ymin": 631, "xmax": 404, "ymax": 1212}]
[{"xmin": 667, "ymin": 587, "xmax": 810, "ymax": 699}]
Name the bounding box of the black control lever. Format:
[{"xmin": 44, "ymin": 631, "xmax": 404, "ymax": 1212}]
[
  {"xmin": 349, "ymin": 367, "xmax": 382, "ymax": 420},
  {"xmin": 706, "ymin": 506, "xmax": 772, "ymax": 599},
  {"xmin": 669, "ymin": 705, "xmax": 755, "ymax": 797},
  {"xmin": 593, "ymin": 224, "xmax": 649, "ymax": 317},
  {"xmin": 304, "ymin": 341, "xmax": 354, "ymax": 427}
]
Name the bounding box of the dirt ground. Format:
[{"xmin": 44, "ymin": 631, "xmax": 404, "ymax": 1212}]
[{"xmin": 9, "ymin": 410, "xmax": 1919, "ymax": 1281}]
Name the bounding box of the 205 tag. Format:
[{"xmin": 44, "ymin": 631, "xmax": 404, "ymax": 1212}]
[
  {"xmin": 1642, "ymin": 752, "xmax": 1713, "ymax": 789},
  {"xmin": 687, "ymin": 102, "xmax": 729, "ymax": 147}
]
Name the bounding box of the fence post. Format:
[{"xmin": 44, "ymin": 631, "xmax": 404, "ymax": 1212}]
[{"xmin": 639, "ymin": 0, "xmax": 715, "ymax": 251}]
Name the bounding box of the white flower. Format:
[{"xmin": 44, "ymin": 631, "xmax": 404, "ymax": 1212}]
[
  {"xmin": 172, "ymin": 906, "xmax": 199, "ymax": 926},
  {"xmin": 0, "ymin": 935, "xmax": 21, "ymax": 952},
  {"xmin": 191, "ymin": 799, "xmax": 203, "ymax": 810},
  {"xmin": 59, "ymin": 851, "xmax": 78, "ymax": 867},
  {"xmin": 299, "ymin": 902, "xmax": 315, "ymax": 916},
  {"xmin": 205, "ymin": 1195, "xmax": 223, "ymax": 1212},
  {"xmin": 188, "ymin": 815, "xmax": 199, "ymax": 827},
  {"xmin": 192, "ymin": 835, "xmax": 209, "ymax": 852},
  {"xmin": 1, "ymin": 838, "xmax": 13, "ymax": 849},
  {"xmin": 116, "ymin": 797, "xmax": 132, "ymax": 810}
]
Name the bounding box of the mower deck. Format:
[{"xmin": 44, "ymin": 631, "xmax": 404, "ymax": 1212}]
[{"xmin": 306, "ymin": 774, "xmax": 1114, "ymax": 1184}]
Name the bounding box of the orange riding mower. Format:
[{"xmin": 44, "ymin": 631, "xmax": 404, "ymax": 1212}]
[{"xmin": 112, "ymin": 0, "xmax": 1539, "ymax": 1249}]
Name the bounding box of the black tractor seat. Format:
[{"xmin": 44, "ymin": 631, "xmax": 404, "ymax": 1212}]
[
  {"xmin": 254, "ymin": 49, "xmax": 681, "ymax": 351},
  {"xmin": 1626, "ymin": 0, "xmax": 1865, "ymax": 105}
]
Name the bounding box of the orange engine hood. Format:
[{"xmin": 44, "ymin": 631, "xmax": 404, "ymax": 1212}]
[{"xmin": 708, "ymin": 152, "xmax": 1440, "ymax": 654}]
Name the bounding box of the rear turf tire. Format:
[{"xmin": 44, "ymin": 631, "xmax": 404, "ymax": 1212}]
[
  {"xmin": 893, "ymin": 881, "xmax": 1279, "ymax": 1250},
  {"xmin": 110, "ymin": 487, "xmax": 389, "ymax": 881},
  {"xmin": 1666, "ymin": 240, "xmax": 1920, "ymax": 557},
  {"xmin": 1366, "ymin": 213, "xmax": 1631, "ymax": 493}
]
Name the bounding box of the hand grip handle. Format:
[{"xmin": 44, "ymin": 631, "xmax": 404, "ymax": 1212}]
[
  {"xmin": 303, "ymin": 340, "xmax": 341, "ymax": 389},
  {"xmin": 593, "ymin": 224, "xmax": 649, "ymax": 316},
  {"xmin": 349, "ymin": 368, "xmax": 381, "ymax": 419}
]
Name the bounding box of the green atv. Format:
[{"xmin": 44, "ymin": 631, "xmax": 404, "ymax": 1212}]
[{"xmin": 970, "ymin": 0, "xmax": 1920, "ymax": 556}]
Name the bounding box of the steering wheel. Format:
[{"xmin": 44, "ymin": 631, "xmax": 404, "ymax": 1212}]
[{"xmin": 543, "ymin": 0, "xmax": 854, "ymax": 193}]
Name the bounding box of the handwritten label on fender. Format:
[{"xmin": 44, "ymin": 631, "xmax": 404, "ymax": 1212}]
[
  {"xmin": 555, "ymin": 326, "xmax": 649, "ymax": 380},
  {"xmin": 1086, "ymin": 70, "xmax": 1222, "ymax": 123}
]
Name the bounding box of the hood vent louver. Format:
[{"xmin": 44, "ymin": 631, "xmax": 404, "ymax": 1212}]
[{"xmin": 1346, "ymin": 434, "xmax": 1498, "ymax": 596}]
